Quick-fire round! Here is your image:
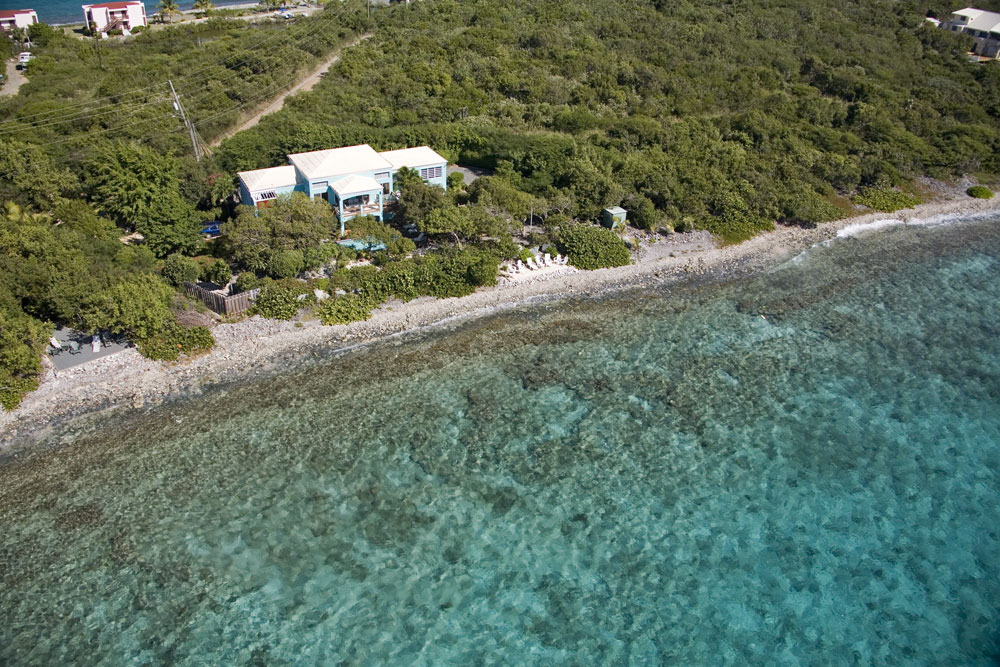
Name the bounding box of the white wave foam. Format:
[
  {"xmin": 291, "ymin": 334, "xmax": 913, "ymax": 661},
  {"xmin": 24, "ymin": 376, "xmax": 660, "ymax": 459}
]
[
  {"xmin": 836, "ymin": 217, "xmax": 904, "ymax": 238},
  {"xmin": 781, "ymin": 207, "xmax": 998, "ymax": 268},
  {"xmin": 836, "ymin": 208, "xmax": 998, "ymax": 239}
]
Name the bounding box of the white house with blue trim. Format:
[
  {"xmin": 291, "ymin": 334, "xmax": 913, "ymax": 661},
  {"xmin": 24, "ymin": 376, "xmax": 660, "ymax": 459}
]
[
  {"xmin": 941, "ymin": 7, "xmax": 1000, "ymax": 58},
  {"xmin": 237, "ymin": 144, "xmax": 448, "ymax": 235}
]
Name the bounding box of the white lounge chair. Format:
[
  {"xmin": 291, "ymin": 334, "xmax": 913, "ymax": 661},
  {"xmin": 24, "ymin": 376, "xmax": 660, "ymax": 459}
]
[{"xmin": 527, "ymin": 258, "xmax": 539, "ymax": 270}]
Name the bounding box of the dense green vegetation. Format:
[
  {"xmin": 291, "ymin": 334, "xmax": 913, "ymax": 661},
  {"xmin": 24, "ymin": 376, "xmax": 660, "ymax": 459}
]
[
  {"xmin": 967, "ymin": 185, "xmax": 994, "ymax": 198},
  {"xmin": 2, "ymin": 0, "xmax": 1000, "ymax": 409},
  {"xmin": 0, "ymin": 7, "xmax": 368, "ymax": 160},
  {"xmin": 218, "ymin": 0, "xmax": 1000, "ymax": 241},
  {"xmin": 0, "ymin": 6, "xmax": 368, "ymax": 409},
  {"xmin": 852, "ymin": 186, "xmax": 921, "ymax": 212},
  {"xmin": 0, "ymin": 203, "xmax": 215, "ymax": 406},
  {"xmin": 557, "ymin": 225, "xmax": 632, "ymax": 270}
]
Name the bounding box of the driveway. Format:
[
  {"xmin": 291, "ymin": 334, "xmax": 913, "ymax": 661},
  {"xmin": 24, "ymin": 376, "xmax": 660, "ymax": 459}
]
[
  {"xmin": 447, "ymin": 164, "xmax": 493, "ymax": 185},
  {"xmin": 0, "ymin": 60, "xmax": 27, "ymax": 97}
]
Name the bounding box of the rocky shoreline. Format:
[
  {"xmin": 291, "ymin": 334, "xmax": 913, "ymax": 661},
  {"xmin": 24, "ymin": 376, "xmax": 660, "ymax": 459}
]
[{"xmin": 3, "ymin": 193, "xmax": 1000, "ymax": 447}]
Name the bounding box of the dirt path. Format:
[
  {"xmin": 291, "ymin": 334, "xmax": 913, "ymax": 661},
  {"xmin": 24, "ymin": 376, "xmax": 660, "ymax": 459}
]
[
  {"xmin": 0, "ymin": 60, "xmax": 28, "ymax": 98},
  {"xmin": 212, "ymin": 33, "xmax": 371, "ymax": 146}
]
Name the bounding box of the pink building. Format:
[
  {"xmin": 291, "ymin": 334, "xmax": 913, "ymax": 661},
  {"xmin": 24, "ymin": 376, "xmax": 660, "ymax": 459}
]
[
  {"xmin": 0, "ymin": 9, "xmax": 39, "ymax": 31},
  {"xmin": 82, "ymin": 1, "xmax": 146, "ymax": 36}
]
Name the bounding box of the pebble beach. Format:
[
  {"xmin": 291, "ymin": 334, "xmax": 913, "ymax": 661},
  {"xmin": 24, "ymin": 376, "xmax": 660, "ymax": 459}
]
[{"xmin": 3, "ymin": 192, "xmax": 1000, "ymax": 447}]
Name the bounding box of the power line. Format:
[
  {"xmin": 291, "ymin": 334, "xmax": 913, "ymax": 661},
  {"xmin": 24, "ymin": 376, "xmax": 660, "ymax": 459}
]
[
  {"xmin": 0, "ymin": 14, "xmax": 342, "ymax": 142},
  {"xmin": 169, "ymin": 79, "xmax": 205, "ymax": 161},
  {"xmin": 0, "ymin": 8, "xmax": 344, "ymax": 129},
  {"xmin": 37, "ymin": 20, "xmax": 359, "ymax": 150},
  {"xmin": 0, "ymin": 9, "xmax": 343, "ymax": 127}
]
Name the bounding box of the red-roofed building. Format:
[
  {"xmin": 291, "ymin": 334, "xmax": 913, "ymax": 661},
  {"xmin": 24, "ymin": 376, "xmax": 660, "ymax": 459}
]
[
  {"xmin": 0, "ymin": 9, "xmax": 39, "ymax": 31},
  {"xmin": 82, "ymin": 1, "xmax": 146, "ymax": 36}
]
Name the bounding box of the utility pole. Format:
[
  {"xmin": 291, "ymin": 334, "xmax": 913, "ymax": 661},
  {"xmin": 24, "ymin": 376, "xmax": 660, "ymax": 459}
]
[
  {"xmin": 169, "ymin": 79, "xmax": 202, "ymax": 162},
  {"xmin": 94, "ymin": 32, "xmax": 103, "ymax": 70}
]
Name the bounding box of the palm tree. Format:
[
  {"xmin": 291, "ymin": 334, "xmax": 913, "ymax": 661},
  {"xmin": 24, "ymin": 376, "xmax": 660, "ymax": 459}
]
[
  {"xmin": 10, "ymin": 27, "xmax": 29, "ymax": 51},
  {"xmin": 193, "ymin": 0, "xmax": 215, "ymax": 13},
  {"xmin": 158, "ymin": 0, "xmax": 181, "ymax": 23}
]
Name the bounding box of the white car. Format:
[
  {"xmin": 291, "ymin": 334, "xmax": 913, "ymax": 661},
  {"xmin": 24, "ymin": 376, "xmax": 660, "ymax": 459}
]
[{"xmin": 17, "ymin": 52, "xmax": 33, "ymax": 69}]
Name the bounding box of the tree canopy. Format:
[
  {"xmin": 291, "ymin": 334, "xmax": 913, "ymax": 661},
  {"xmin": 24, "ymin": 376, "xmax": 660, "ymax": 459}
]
[{"xmin": 215, "ymin": 0, "xmax": 1000, "ymax": 239}]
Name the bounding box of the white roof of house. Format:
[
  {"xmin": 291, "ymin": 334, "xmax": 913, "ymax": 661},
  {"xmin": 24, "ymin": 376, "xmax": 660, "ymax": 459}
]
[
  {"xmin": 331, "ymin": 174, "xmax": 382, "ymax": 197},
  {"xmin": 951, "ymin": 8, "xmax": 1000, "ymax": 31},
  {"xmin": 288, "ymin": 144, "xmax": 391, "ymax": 181},
  {"xmin": 379, "ymin": 146, "xmax": 447, "ymax": 170},
  {"xmin": 237, "ymin": 165, "xmax": 297, "ymax": 192}
]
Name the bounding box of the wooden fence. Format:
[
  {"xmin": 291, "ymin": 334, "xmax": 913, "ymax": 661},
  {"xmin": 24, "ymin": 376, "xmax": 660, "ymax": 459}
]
[{"xmin": 185, "ymin": 282, "xmax": 260, "ymax": 316}]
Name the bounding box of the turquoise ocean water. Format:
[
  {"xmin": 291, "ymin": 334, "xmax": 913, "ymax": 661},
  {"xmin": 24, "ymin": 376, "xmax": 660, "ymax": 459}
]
[{"xmin": 2, "ymin": 217, "xmax": 999, "ymax": 664}]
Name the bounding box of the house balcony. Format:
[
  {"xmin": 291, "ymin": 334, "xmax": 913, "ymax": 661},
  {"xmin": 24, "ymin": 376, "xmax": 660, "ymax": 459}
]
[{"xmin": 341, "ymin": 202, "xmax": 382, "ymax": 218}]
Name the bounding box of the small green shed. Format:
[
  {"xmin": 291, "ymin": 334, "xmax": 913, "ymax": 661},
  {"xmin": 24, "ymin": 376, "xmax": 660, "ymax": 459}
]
[{"xmin": 601, "ymin": 206, "xmax": 627, "ymax": 228}]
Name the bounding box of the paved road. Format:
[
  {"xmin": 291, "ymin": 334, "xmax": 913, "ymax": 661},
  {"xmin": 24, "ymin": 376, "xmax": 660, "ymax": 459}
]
[{"xmin": 47, "ymin": 326, "xmax": 130, "ymax": 371}]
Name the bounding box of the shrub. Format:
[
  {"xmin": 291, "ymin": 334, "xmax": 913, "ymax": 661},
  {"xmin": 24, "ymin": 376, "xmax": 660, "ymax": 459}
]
[
  {"xmin": 343, "ymin": 265, "xmax": 392, "ymax": 304},
  {"xmin": 161, "ymin": 253, "xmax": 202, "ymax": 286},
  {"xmin": 627, "ymin": 195, "xmax": 659, "ymax": 231},
  {"xmin": 556, "ymin": 225, "xmax": 631, "ymax": 270},
  {"xmin": 302, "ymin": 242, "xmax": 340, "ymax": 271},
  {"xmin": 202, "ymin": 259, "xmax": 233, "ymax": 287},
  {"xmin": 0, "ymin": 307, "xmax": 47, "ymax": 411},
  {"xmin": 853, "ymin": 187, "xmax": 920, "ymax": 212},
  {"xmin": 253, "ymin": 283, "xmax": 300, "ymax": 320},
  {"xmin": 233, "ymin": 272, "xmax": 262, "ymax": 294},
  {"xmin": 380, "ymin": 261, "xmax": 419, "ymax": 301},
  {"xmin": 136, "ymin": 321, "xmax": 214, "ymax": 361},
  {"xmin": 466, "ymin": 254, "xmax": 499, "ymax": 286},
  {"xmin": 414, "ymin": 251, "xmax": 481, "ymax": 298},
  {"xmin": 967, "ymin": 185, "xmax": 994, "ymax": 199},
  {"xmin": 267, "ymin": 249, "xmax": 305, "ymax": 279},
  {"xmin": 315, "ymin": 294, "xmax": 375, "ymax": 325}
]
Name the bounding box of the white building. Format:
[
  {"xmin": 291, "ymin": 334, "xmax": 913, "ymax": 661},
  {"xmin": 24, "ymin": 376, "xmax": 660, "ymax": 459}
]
[
  {"xmin": 0, "ymin": 9, "xmax": 38, "ymax": 31},
  {"xmin": 237, "ymin": 144, "xmax": 449, "ymax": 236},
  {"xmin": 82, "ymin": 1, "xmax": 146, "ymax": 37},
  {"xmin": 941, "ymin": 7, "xmax": 1000, "ymax": 59}
]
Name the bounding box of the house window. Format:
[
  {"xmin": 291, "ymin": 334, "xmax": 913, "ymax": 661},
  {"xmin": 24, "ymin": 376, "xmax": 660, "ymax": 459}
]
[
  {"xmin": 255, "ymin": 190, "xmax": 278, "ymax": 202},
  {"xmin": 313, "ymin": 181, "xmax": 328, "ymax": 199},
  {"xmin": 419, "ymin": 166, "xmax": 443, "ymax": 180}
]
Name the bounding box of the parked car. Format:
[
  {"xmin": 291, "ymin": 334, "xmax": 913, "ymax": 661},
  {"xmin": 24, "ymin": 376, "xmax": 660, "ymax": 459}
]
[
  {"xmin": 200, "ymin": 222, "xmax": 223, "ymax": 239},
  {"xmin": 17, "ymin": 52, "xmax": 33, "ymax": 69}
]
